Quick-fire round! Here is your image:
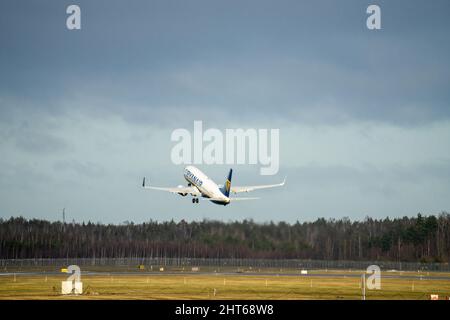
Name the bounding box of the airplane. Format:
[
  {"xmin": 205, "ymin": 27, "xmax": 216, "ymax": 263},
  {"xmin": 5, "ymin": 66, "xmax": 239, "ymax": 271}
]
[{"xmin": 142, "ymin": 165, "xmax": 286, "ymax": 205}]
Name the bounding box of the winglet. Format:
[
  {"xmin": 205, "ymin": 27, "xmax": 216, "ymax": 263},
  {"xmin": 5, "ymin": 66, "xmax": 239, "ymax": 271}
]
[
  {"xmin": 142, "ymin": 177, "xmax": 146, "ymax": 188},
  {"xmin": 282, "ymin": 176, "xmax": 287, "ymax": 185}
]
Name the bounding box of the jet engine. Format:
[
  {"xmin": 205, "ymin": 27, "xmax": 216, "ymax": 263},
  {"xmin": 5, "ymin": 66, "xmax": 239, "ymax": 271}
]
[{"xmin": 177, "ymin": 185, "xmax": 187, "ymax": 196}]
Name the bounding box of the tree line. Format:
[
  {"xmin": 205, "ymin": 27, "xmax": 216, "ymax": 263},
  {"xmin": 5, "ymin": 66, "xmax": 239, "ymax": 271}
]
[{"xmin": 1, "ymin": 213, "xmax": 449, "ymax": 262}]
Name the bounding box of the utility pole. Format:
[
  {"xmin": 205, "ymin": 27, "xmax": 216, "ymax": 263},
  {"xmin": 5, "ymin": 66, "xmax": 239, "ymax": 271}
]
[
  {"xmin": 62, "ymin": 208, "xmax": 66, "ymax": 232},
  {"xmin": 362, "ymin": 273, "xmax": 366, "ymax": 300}
]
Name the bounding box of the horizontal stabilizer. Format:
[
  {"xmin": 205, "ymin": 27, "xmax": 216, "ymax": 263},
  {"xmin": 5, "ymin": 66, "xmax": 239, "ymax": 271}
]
[{"xmin": 230, "ymin": 197, "xmax": 260, "ymax": 201}]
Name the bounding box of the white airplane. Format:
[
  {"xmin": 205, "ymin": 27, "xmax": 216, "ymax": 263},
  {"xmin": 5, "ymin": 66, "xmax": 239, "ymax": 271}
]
[{"xmin": 142, "ymin": 166, "xmax": 285, "ymax": 205}]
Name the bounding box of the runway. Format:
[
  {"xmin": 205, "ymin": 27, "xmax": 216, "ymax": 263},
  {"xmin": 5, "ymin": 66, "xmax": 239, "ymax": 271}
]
[{"xmin": 2, "ymin": 270, "xmax": 450, "ymax": 281}]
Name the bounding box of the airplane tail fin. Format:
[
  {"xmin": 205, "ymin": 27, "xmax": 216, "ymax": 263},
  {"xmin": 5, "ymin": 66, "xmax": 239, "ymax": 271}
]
[{"xmin": 220, "ymin": 169, "xmax": 233, "ymax": 197}]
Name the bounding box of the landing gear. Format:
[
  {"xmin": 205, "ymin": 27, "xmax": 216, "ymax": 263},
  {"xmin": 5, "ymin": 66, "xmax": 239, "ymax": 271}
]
[{"xmin": 192, "ymin": 198, "xmax": 199, "ymax": 204}]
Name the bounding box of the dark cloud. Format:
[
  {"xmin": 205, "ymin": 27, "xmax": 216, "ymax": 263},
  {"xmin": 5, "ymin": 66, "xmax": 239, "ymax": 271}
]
[
  {"xmin": 1, "ymin": 0, "xmax": 449, "ymax": 126},
  {"xmin": 53, "ymin": 160, "xmax": 107, "ymax": 178},
  {"xmin": 2, "ymin": 120, "xmax": 68, "ymax": 154},
  {"xmin": 1, "ymin": 0, "xmax": 450, "ymax": 222}
]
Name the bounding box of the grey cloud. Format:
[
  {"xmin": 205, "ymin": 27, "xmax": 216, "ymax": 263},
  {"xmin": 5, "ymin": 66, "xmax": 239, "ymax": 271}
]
[
  {"xmin": 284, "ymin": 161, "xmax": 450, "ymax": 198},
  {"xmin": 1, "ymin": 0, "xmax": 450, "ymax": 223},
  {"xmin": 2, "ymin": 121, "xmax": 69, "ymax": 154},
  {"xmin": 14, "ymin": 131, "xmax": 68, "ymax": 154},
  {"xmin": 53, "ymin": 160, "xmax": 107, "ymax": 178},
  {"xmin": 1, "ymin": 0, "xmax": 449, "ymax": 127}
]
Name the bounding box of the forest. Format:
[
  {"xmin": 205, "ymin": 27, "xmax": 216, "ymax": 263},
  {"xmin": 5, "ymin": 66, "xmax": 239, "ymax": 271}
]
[{"xmin": 0, "ymin": 213, "xmax": 449, "ymax": 262}]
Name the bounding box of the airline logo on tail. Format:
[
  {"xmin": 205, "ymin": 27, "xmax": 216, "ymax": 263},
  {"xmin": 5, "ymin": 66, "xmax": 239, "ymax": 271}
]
[
  {"xmin": 225, "ymin": 180, "xmax": 231, "ymax": 192},
  {"xmin": 221, "ymin": 169, "xmax": 233, "ymax": 197}
]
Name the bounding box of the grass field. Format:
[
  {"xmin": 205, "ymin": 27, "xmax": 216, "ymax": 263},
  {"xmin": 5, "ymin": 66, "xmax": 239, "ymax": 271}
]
[{"xmin": 1, "ymin": 268, "xmax": 450, "ymax": 300}]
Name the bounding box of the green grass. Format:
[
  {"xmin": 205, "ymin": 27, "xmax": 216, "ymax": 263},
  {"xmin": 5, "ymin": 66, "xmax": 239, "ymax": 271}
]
[{"xmin": 1, "ymin": 269, "xmax": 450, "ymax": 300}]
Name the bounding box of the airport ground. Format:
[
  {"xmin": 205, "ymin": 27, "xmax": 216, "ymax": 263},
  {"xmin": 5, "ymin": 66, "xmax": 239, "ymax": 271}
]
[{"xmin": 1, "ymin": 265, "xmax": 450, "ymax": 300}]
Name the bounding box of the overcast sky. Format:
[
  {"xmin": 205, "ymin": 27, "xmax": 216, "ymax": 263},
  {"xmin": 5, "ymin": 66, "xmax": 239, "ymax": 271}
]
[{"xmin": 1, "ymin": 0, "xmax": 449, "ymax": 224}]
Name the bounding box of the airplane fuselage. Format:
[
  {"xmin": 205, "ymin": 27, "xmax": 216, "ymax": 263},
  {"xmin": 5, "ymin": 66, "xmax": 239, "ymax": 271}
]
[{"xmin": 183, "ymin": 166, "xmax": 230, "ymax": 205}]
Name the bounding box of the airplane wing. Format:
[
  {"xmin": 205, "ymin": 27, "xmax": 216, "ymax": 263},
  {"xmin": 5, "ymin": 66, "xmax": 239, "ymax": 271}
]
[
  {"xmin": 230, "ymin": 177, "xmax": 286, "ymax": 194},
  {"xmin": 229, "ymin": 197, "xmax": 260, "ymax": 201},
  {"xmin": 142, "ymin": 178, "xmax": 201, "ymax": 196}
]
